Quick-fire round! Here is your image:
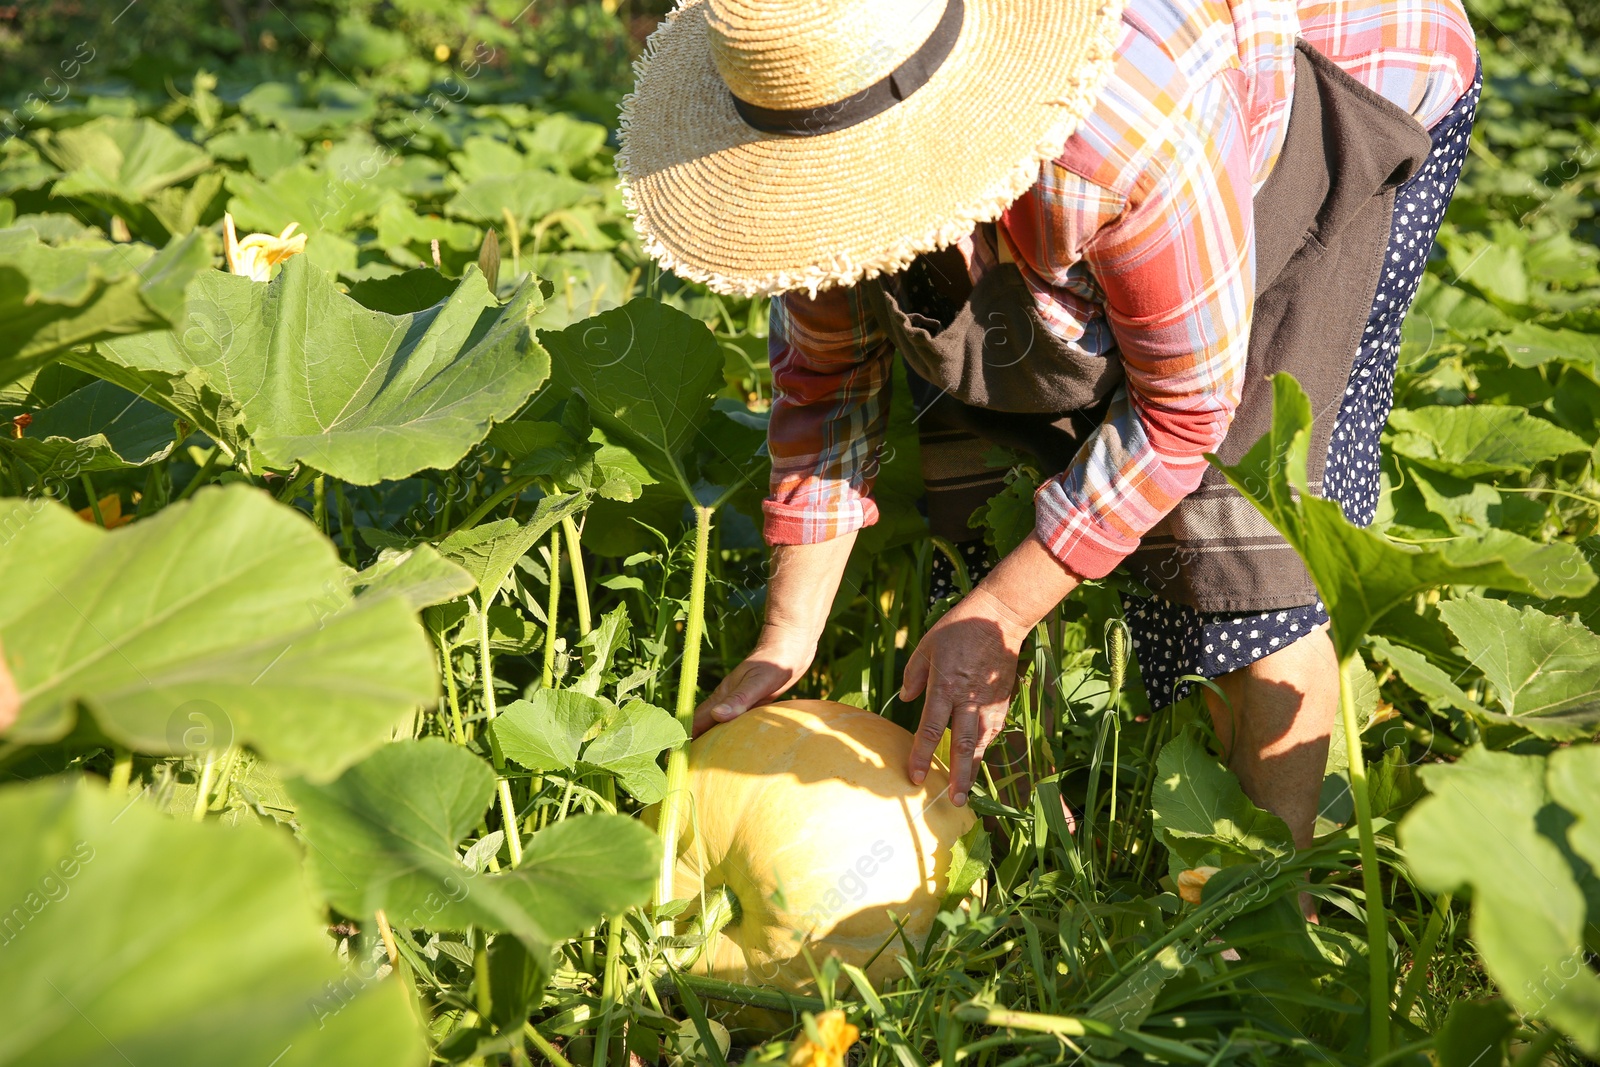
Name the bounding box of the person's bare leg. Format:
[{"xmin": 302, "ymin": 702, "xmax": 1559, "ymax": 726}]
[{"xmin": 1203, "ymin": 625, "xmax": 1340, "ymax": 918}]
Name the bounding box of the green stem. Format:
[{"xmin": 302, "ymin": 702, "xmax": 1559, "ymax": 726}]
[
  {"xmin": 438, "ymin": 635, "xmax": 465, "ymax": 744},
  {"xmin": 107, "ymin": 747, "xmax": 133, "ymax": 794},
  {"xmin": 1509, "ymin": 1027, "xmax": 1563, "ymax": 1067},
  {"xmin": 460, "ymin": 475, "xmax": 536, "ymax": 532},
  {"xmin": 525, "ymin": 1024, "xmax": 578, "ymax": 1067},
  {"xmin": 190, "ymin": 750, "xmax": 218, "ymax": 822},
  {"xmin": 542, "ymin": 527, "xmax": 562, "ymax": 690},
  {"xmin": 476, "ymin": 600, "xmax": 523, "ymax": 868},
  {"xmin": 1393, "ymin": 891, "xmax": 1452, "ymax": 1022},
  {"xmin": 333, "ymin": 481, "xmax": 358, "ymax": 567},
  {"xmin": 1341, "ymin": 654, "xmax": 1389, "ymax": 1057},
  {"xmin": 80, "ymin": 473, "xmax": 105, "ymax": 526},
  {"xmin": 175, "ymin": 446, "xmax": 224, "ymax": 502},
  {"xmin": 654, "ymin": 504, "xmax": 713, "ymax": 926},
  {"xmin": 312, "ymin": 474, "xmax": 328, "ymax": 535},
  {"xmin": 207, "ymin": 745, "xmax": 242, "ymax": 813},
  {"xmin": 562, "ymin": 515, "xmax": 591, "ymax": 637},
  {"xmin": 593, "ymin": 920, "xmax": 623, "ymax": 1067}
]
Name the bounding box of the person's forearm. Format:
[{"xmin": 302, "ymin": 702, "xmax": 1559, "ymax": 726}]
[
  {"xmin": 971, "ymin": 531, "xmax": 1081, "ymax": 632},
  {"xmin": 764, "ymin": 531, "xmax": 858, "ymax": 642}
]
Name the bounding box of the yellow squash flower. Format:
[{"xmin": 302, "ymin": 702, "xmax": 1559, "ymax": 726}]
[
  {"xmin": 224, "ymin": 212, "xmax": 307, "ymax": 282},
  {"xmin": 1177, "ymin": 866, "xmax": 1221, "ymax": 905},
  {"xmin": 789, "ymin": 1010, "xmax": 859, "ymax": 1067}
]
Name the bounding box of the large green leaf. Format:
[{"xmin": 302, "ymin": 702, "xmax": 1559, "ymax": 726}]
[
  {"xmin": 1401, "ymin": 748, "xmax": 1600, "ymax": 1054},
  {"xmin": 349, "ymin": 546, "xmax": 477, "ymax": 610},
  {"xmin": 98, "ymin": 257, "xmax": 553, "ymax": 484},
  {"xmin": 1149, "ymin": 727, "xmax": 1294, "ymax": 878},
  {"xmin": 1214, "ymin": 374, "xmax": 1596, "ymax": 660},
  {"xmin": 0, "ymin": 485, "xmax": 436, "ymax": 781},
  {"xmin": 1438, "ymin": 596, "xmax": 1600, "ymax": 739},
  {"xmin": 437, "ymin": 492, "xmax": 585, "ymax": 604},
  {"xmin": 38, "ymin": 117, "xmax": 212, "ymax": 205},
  {"xmin": 445, "ymin": 172, "xmax": 597, "ymax": 228},
  {"xmin": 288, "ymin": 739, "xmax": 660, "ymax": 948},
  {"xmin": 541, "ymin": 298, "xmax": 725, "ymax": 497},
  {"xmin": 1386, "ymin": 405, "xmax": 1588, "ymax": 477},
  {"xmin": 493, "ymin": 689, "xmax": 685, "ymax": 804},
  {"xmin": 0, "ymin": 379, "xmax": 176, "ymax": 477},
  {"xmin": 0, "ymin": 227, "xmax": 207, "ymax": 385},
  {"xmin": 0, "ymin": 777, "xmax": 425, "ymax": 1067}
]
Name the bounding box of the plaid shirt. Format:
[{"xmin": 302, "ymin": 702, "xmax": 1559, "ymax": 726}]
[{"xmin": 764, "ymin": 0, "xmax": 1477, "ymax": 579}]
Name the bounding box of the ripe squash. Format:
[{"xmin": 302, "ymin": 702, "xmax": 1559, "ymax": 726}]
[{"xmin": 660, "ymin": 700, "xmax": 976, "ymax": 1028}]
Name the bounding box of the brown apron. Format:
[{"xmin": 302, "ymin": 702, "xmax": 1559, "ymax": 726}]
[{"xmin": 864, "ymin": 41, "xmax": 1433, "ymax": 613}]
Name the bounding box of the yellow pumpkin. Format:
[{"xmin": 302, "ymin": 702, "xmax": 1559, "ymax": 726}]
[{"xmin": 661, "ymin": 700, "xmax": 975, "ymax": 1027}]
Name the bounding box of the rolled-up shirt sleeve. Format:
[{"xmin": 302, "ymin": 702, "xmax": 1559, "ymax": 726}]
[
  {"xmin": 1030, "ymin": 72, "xmax": 1255, "ymax": 579},
  {"xmin": 762, "ymin": 285, "xmax": 893, "ymax": 545}
]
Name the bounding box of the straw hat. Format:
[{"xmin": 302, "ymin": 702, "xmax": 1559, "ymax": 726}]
[{"xmin": 617, "ymin": 0, "xmax": 1125, "ymax": 297}]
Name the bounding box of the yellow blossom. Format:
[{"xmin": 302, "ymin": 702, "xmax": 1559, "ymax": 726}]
[
  {"xmin": 434, "ymin": 43, "xmax": 451, "ymax": 62},
  {"xmin": 788, "ymin": 1010, "xmax": 859, "ymax": 1067},
  {"xmin": 224, "ymin": 212, "xmax": 307, "ymax": 282},
  {"xmin": 1177, "ymin": 866, "xmax": 1221, "ymax": 905}
]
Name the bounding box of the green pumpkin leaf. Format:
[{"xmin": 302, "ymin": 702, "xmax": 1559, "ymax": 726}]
[
  {"xmin": 0, "ymin": 227, "xmax": 207, "ymax": 385},
  {"xmin": 0, "ymin": 485, "xmax": 436, "ymax": 781},
  {"xmin": 1150, "ymin": 726, "xmax": 1294, "ymax": 877},
  {"xmin": 437, "ymin": 492, "xmax": 585, "ymax": 605},
  {"xmin": 541, "ymin": 298, "xmax": 724, "ymax": 499},
  {"xmin": 493, "ymin": 689, "xmax": 607, "ymax": 772},
  {"xmin": 0, "ymin": 777, "xmax": 426, "ymax": 1067},
  {"xmin": 289, "ymin": 739, "xmax": 660, "ymax": 947},
  {"xmin": 1401, "ymin": 748, "xmax": 1600, "ymax": 1055},
  {"xmin": 38, "ymin": 117, "xmax": 212, "ymax": 206},
  {"xmin": 97, "ymin": 257, "xmax": 552, "ymax": 484},
  {"xmin": 1438, "ymin": 596, "xmax": 1600, "ymax": 739},
  {"xmin": 1214, "ymin": 374, "xmax": 1596, "ymax": 660},
  {"xmin": 445, "ymin": 172, "xmax": 597, "ymax": 228},
  {"xmin": 1386, "ymin": 405, "xmax": 1588, "ymax": 477},
  {"xmin": 0, "ymin": 378, "xmax": 177, "ymax": 476},
  {"xmin": 349, "ymin": 545, "xmax": 477, "ymax": 610},
  {"xmin": 578, "ymin": 699, "xmax": 686, "ymax": 804}
]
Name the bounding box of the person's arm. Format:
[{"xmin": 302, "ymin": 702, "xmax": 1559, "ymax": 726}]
[
  {"xmin": 692, "ymin": 533, "xmax": 856, "ymax": 735},
  {"xmin": 692, "ymin": 286, "xmax": 892, "ymax": 734},
  {"xmin": 904, "ymin": 74, "xmax": 1257, "ymax": 803}
]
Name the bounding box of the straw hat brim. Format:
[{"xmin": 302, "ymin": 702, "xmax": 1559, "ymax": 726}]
[{"xmin": 618, "ymin": 0, "xmax": 1126, "ymax": 297}]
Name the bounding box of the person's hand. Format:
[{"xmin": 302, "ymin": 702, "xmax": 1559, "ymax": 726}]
[
  {"xmin": 899, "ymin": 587, "xmax": 1031, "ymax": 805},
  {"xmin": 692, "ymin": 622, "xmax": 817, "ymax": 736},
  {"xmin": 901, "ymin": 533, "xmax": 1081, "ymax": 805}
]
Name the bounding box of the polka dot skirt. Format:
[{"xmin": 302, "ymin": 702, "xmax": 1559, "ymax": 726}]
[{"xmin": 1124, "ymin": 66, "xmax": 1482, "ymax": 709}]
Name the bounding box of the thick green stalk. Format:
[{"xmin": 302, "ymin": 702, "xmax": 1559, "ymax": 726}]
[
  {"xmin": 438, "ymin": 635, "xmax": 466, "ymax": 744},
  {"xmin": 593, "ymin": 920, "xmax": 624, "ymax": 1067},
  {"xmin": 332, "ymin": 481, "xmax": 358, "ymax": 567},
  {"xmin": 655, "ymin": 505, "xmax": 713, "ymax": 925},
  {"xmin": 542, "ymin": 528, "xmax": 562, "ymax": 689},
  {"xmin": 312, "ymin": 474, "xmax": 328, "ymax": 534},
  {"xmin": 561, "ymin": 515, "xmax": 592, "ymax": 636},
  {"xmin": 80, "ymin": 473, "xmax": 105, "ymax": 526},
  {"xmin": 1394, "ymin": 891, "xmax": 1452, "ymax": 1022},
  {"xmin": 190, "ymin": 750, "xmax": 217, "ymax": 822},
  {"xmin": 174, "ymin": 447, "xmax": 224, "ymax": 502},
  {"xmin": 1341, "ymin": 653, "xmax": 1389, "ymax": 1057},
  {"xmin": 477, "ymin": 601, "xmax": 523, "ymax": 868}
]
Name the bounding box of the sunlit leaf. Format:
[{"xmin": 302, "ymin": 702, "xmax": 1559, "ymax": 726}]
[
  {"xmin": 1438, "ymin": 596, "xmax": 1600, "ymax": 739},
  {"xmin": 289, "ymin": 739, "xmax": 660, "ymax": 948},
  {"xmin": 0, "ymin": 777, "xmax": 426, "ymax": 1067},
  {"xmin": 98, "ymin": 257, "xmax": 552, "ymax": 484},
  {"xmin": 1214, "ymin": 374, "xmax": 1596, "ymax": 660},
  {"xmin": 0, "ymin": 485, "xmax": 436, "ymax": 781},
  {"xmin": 0, "ymin": 227, "xmax": 207, "ymax": 385},
  {"xmin": 542, "ymin": 298, "xmax": 724, "ymax": 498},
  {"xmin": 1401, "ymin": 747, "xmax": 1600, "ymax": 1055}
]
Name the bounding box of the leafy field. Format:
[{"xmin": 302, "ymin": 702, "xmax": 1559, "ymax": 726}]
[{"xmin": 2, "ymin": 1, "xmax": 1600, "ymax": 1065}]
